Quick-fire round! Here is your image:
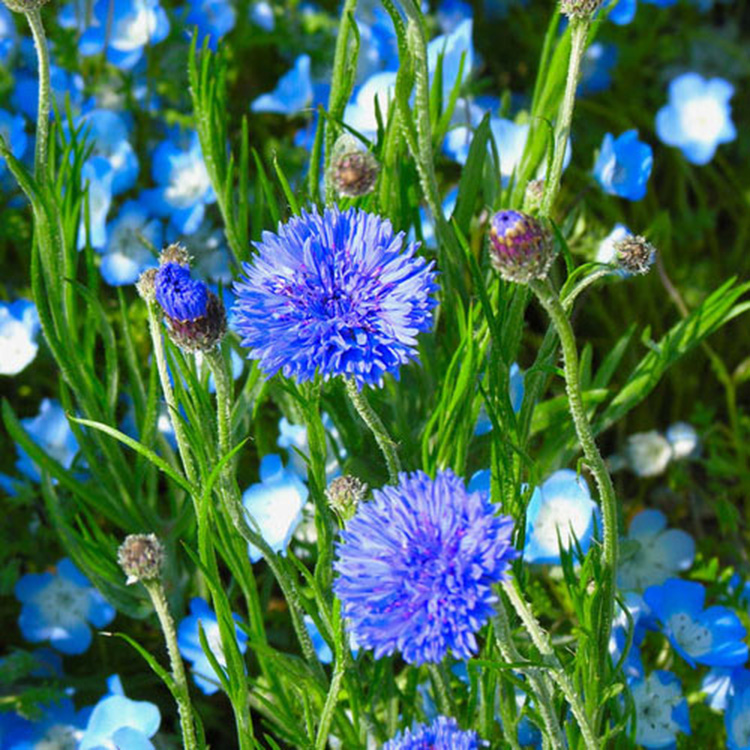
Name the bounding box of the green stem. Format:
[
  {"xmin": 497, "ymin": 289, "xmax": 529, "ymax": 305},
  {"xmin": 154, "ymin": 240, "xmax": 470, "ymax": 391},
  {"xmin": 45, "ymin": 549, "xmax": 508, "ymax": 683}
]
[
  {"xmin": 144, "ymin": 579, "xmax": 200, "ymax": 750},
  {"xmin": 25, "ymin": 8, "xmax": 50, "ymax": 182},
  {"xmin": 204, "ymin": 348, "xmax": 233, "ymax": 458},
  {"xmin": 147, "ymin": 304, "xmax": 198, "ymax": 487},
  {"xmin": 529, "ymin": 278, "xmax": 618, "ymax": 728},
  {"xmin": 540, "ymin": 19, "xmax": 588, "ymax": 218},
  {"xmin": 427, "ymin": 662, "xmax": 455, "ymax": 717},
  {"xmin": 344, "ymin": 378, "xmax": 401, "ymax": 483},
  {"xmin": 315, "ymin": 606, "xmax": 346, "ymax": 750},
  {"xmin": 502, "ymin": 579, "xmax": 598, "ymax": 750}
]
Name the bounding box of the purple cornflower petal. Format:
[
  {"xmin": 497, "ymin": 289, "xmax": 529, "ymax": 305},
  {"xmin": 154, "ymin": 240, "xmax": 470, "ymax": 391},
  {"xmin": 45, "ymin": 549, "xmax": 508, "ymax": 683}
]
[
  {"xmin": 382, "ymin": 715, "xmax": 480, "ymax": 749},
  {"xmin": 333, "ymin": 469, "xmax": 517, "ymax": 665},
  {"xmin": 155, "ymin": 262, "xmax": 209, "ymax": 321}
]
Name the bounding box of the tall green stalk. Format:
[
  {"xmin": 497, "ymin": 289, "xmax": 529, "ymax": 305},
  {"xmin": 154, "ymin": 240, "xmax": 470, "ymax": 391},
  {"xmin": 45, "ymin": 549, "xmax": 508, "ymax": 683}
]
[{"xmin": 24, "ymin": 8, "xmax": 50, "ymax": 181}]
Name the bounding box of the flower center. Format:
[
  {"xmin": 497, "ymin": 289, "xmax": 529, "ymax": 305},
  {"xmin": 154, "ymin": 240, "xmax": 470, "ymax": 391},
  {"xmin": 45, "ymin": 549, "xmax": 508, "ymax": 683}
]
[
  {"xmin": 731, "ymin": 712, "xmax": 750, "ymax": 747},
  {"xmin": 668, "ymin": 612, "xmax": 713, "ymax": 657},
  {"xmin": 165, "ymin": 159, "xmax": 209, "ymax": 207},
  {"xmin": 681, "ymin": 97, "xmax": 725, "ymax": 142},
  {"xmin": 532, "ymin": 500, "xmax": 591, "ymax": 553},
  {"xmin": 633, "ymin": 675, "xmax": 682, "ymax": 746},
  {"xmin": 35, "ymin": 577, "xmax": 90, "ymax": 629}
]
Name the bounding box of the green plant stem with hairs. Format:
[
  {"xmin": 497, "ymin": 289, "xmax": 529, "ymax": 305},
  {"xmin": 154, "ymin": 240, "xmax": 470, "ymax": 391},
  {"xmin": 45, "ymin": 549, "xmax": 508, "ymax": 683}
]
[
  {"xmin": 540, "ymin": 18, "xmax": 589, "ymax": 217},
  {"xmin": 143, "ymin": 578, "xmax": 201, "ymax": 750},
  {"xmin": 24, "ymin": 8, "xmax": 50, "ymax": 181},
  {"xmin": 529, "ymin": 277, "xmax": 619, "ymax": 735}
]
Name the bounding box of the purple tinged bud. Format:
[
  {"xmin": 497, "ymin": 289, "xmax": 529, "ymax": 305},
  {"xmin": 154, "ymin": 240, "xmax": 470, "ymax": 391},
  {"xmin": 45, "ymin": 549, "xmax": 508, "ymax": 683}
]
[
  {"xmin": 488, "ymin": 210, "xmax": 555, "ymax": 284},
  {"xmin": 155, "ymin": 262, "xmax": 209, "ymax": 321}
]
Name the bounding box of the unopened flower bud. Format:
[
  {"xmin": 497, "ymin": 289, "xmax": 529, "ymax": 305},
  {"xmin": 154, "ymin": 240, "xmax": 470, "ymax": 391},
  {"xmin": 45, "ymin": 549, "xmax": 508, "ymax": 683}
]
[
  {"xmin": 326, "ymin": 475, "xmax": 368, "ymax": 521},
  {"xmin": 136, "ymin": 268, "xmax": 158, "ymax": 303},
  {"xmin": 1, "ymin": 0, "xmax": 49, "ymax": 13},
  {"xmin": 329, "ymin": 135, "xmax": 379, "ymax": 199},
  {"xmin": 613, "ymin": 235, "xmax": 655, "ymax": 276},
  {"xmin": 159, "ymin": 242, "xmax": 191, "ymax": 267},
  {"xmin": 559, "ymin": 0, "xmax": 602, "ymax": 19},
  {"xmin": 523, "ymin": 179, "xmax": 545, "ymax": 213},
  {"xmin": 118, "ymin": 533, "xmax": 165, "ymax": 585},
  {"xmin": 488, "ymin": 210, "xmax": 555, "ymax": 283},
  {"xmin": 165, "ymin": 290, "xmax": 227, "ymax": 352}
]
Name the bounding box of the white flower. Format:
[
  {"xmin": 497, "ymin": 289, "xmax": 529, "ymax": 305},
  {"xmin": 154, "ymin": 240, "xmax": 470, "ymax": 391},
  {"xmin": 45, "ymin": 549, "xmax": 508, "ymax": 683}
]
[{"xmin": 625, "ymin": 431, "xmax": 672, "ymax": 477}]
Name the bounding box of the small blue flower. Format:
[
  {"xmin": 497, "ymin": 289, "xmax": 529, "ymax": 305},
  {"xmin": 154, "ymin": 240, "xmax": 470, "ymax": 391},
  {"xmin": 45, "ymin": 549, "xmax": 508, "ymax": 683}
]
[
  {"xmin": 79, "ymin": 681, "xmax": 161, "ymax": 750},
  {"xmin": 144, "ymin": 130, "xmax": 216, "ymax": 236},
  {"xmin": 78, "ymin": 156, "xmax": 114, "ymax": 250},
  {"xmin": 232, "ymin": 206, "xmax": 439, "ymax": 389},
  {"xmin": 0, "ymin": 299, "xmax": 40, "ymax": 376},
  {"xmin": 726, "ymin": 671, "xmax": 750, "ymax": 750},
  {"xmin": 73, "ymin": 0, "xmax": 170, "ymax": 70},
  {"xmin": 304, "ymin": 614, "xmax": 333, "ymax": 664},
  {"xmin": 644, "ymin": 578, "xmax": 748, "ymax": 668},
  {"xmin": 607, "ymin": 0, "xmax": 637, "ymax": 24},
  {"xmin": 490, "ymin": 118, "xmax": 529, "ymax": 184},
  {"xmin": 99, "ymin": 199, "xmax": 161, "ymax": 286},
  {"xmin": 475, "ymin": 362, "xmax": 525, "ymax": 435},
  {"xmin": 251, "ymin": 54, "xmax": 313, "ymax": 116},
  {"xmin": 427, "ymin": 19, "xmax": 474, "ymax": 102},
  {"xmin": 594, "ymin": 129, "xmax": 653, "ymax": 201},
  {"xmin": 437, "ymin": 0, "xmax": 473, "ymax": 33},
  {"xmin": 155, "ymin": 262, "xmax": 209, "ymax": 321},
  {"xmin": 630, "ymin": 671, "xmax": 690, "ymax": 749},
  {"xmin": 0, "ymin": 6, "xmax": 18, "ymax": 64},
  {"xmin": 665, "ymin": 422, "xmax": 700, "ymax": 460},
  {"xmin": 242, "ymin": 453, "xmax": 309, "ymax": 562},
  {"xmin": 656, "ymin": 73, "xmax": 735, "ymax": 165},
  {"xmin": 382, "ymin": 715, "xmax": 480, "ymax": 750},
  {"xmin": 618, "ymin": 510, "xmax": 695, "ymax": 592},
  {"xmin": 0, "ymin": 109, "xmax": 28, "ymax": 173},
  {"xmin": 185, "ymin": 0, "xmax": 237, "ymax": 50},
  {"xmin": 524, "ymin": 469, "xmax": 600, "ymax": 565},
  {"xmin": 249, "ymin": 1, "xmax": 274, "ymax": 30},
  {"xmin": 355, "ymin": 5, "xmax": 398, "ymax": 82},
  {"xmin": 579, "ymin": 42, "xmax": 617, "ymax": 95},
  {"xmin": 610, "ymin": 593, "xmax": 646, "ymax": 679},
  {"xmin": 344, "ymin": 71, "xmax": 397, "ymax": 141},
  {"xmin": 333, "ymin": 469, "xmax": 517, "ymax": 665},
  {"xmin": 2, "ymin": 697, "xmax": 88, "ymax": 749},
  {"xmin": 15, "ymin": 398, "xmax": 79, "ymax": 483},
  {"xmin": 15, "ymin": 558, "xmax": 115, "ymax": 655},
  {"xmin": 12, "ymin": 63, "xmax": 84, "ymax": 121},
  {"xmin": 596, "ymin": 223, "xmax": 631, "ymax": 277},
  {"xmin": 442, "ymin": 98, "xmax": 485, "ymax": 166},
  {"xmin": 177, "ymin": 597, "xmax": 248, "ymax": 695},
  {"xmin": 701, "ymin": 666, "xmax": 748, "ymax": 711},
  {"xmin": 276, "ymin": 413, "xmax": 344, "ymax": 481}
]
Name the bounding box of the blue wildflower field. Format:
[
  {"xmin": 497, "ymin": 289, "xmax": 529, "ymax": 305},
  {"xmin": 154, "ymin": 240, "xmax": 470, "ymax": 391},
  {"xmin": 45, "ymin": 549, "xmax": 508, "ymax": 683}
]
[{"xmin": 0, "ymin": 0, "xmax": 749, "ymax": 746}]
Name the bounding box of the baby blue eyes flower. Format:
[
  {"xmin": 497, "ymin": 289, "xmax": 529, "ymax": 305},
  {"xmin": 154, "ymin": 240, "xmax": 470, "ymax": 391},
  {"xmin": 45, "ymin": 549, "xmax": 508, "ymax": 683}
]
[
  {"xmin": 579, "ymin": 42, "xmax": 617, "ymax": 95},
  {"xmin": 78, "ymin": 156, "xmax": 114, "ymax": 250},
  {"xmin": 15, "ymin": 398, "xmax": 79, "ymax": 482},
  {"xmin": 617, "ymin": 509, "xmax": 695, "ymax": 592},
  {"xmin": 249, "ymin": 1, "xmax": 274, "ymax": 31},
  {"xmin": 0, "ymin": 108, "xmax": 27, "ymax": 172},
  {"xmin": 185, "ymin": 0, "xmax": 237, "ymax": 50},
  {"xmin": 15, "ymin": 558, "xmax": 115, "ymax": 655},
  {"xmin": 232, "ymin": 206, "xmax": 439, "ymax": 390},
  {"xmin": 277, "ymin": 413, "xmax": 345, "ymax": 481},
  {"xmin": 382, "ymin": 715, "xmax": 480, "ymax": 750},
  {"xmin": 524, "ymin": 469, "xmax": 600, "ymax": 565},
  {"xmin": 0, "ymin": 299, "xmax": 40, "ymax": 376},
  {"xmin": 665, "ymin": 421, "xmax": 700, "ymax": 460},
  {"xmin": 427, "ymin": 18, "xmax": 474, "ymax": 102},
  {"xmin": 155, "ymin": 262, "xmax": 209, "ymax": 321},
  {"xmin": 726, "ymin": 671, "xmax": 750, "ymax": 750},
  {"xmin": 593, "ymin": 129, "xmax": 653, "ymax": 201},
  {"xmin": 304, "ymin": 614, "xmax": 333, "ymax": 664},
  {"xmin": 607, "ymin": 0, "xmax": 637, "ymax": 24},
  {"xmin": 630, "ymin": 670, "xmax": 690, "ymax": 749},
  {"xmin": 100, "ymin": 199, "xmax": 161, "ymax": 286},
  {"xmin": 251, "ymin": 54, "xmax": 313, "ymax": 116},
  {"xmin": 242, "ymin": 453, "xmax": 309, "ymax": 562},
  {"xmin": 177, "ymin": 597, "xmax": 249, "ymax": 695},
  {"xmin": 333, "ymin": 469, "xmax": 517, "ymax": 665},
  {"xmin": 701, "ymin": 666, "xmax": 748, "ymax": 712},
  {"xmin": 344, "ymin": 71, "xmax": 397, "ymax": 141},
  {"xmin": 644, "ymin": 578, "xmax": 748, "ymax": 668},
  {"xmin": 624, "ymin": 430, "xmax": 672, "ymax": 477},
  {"xmin": 656, "ymin": 73, "xmax": 736, "ymax": 165},
  {"xmin": 2, "ymin": 697, "xmax": 88, "ymax": 749}
]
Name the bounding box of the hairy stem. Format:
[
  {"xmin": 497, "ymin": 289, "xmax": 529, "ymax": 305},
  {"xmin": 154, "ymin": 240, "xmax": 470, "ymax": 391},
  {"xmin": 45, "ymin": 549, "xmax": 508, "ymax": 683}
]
[{"xmin": 25, "ymin": 8, "xmax": 50, "ymax": 182}]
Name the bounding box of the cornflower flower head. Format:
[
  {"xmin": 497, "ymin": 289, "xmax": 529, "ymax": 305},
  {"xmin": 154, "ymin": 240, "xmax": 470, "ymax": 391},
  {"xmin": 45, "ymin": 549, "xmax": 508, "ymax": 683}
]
[
  {"xmin": 232, "ymin": 206, "xmax": 439, "ymax": 389},
  {"xmin": 382, "ymin": 715, "xmax": 480, "ymax": 750},
  {"xmin": 333, "ymin": 469, "xmax": 517, "ymax": 665}
]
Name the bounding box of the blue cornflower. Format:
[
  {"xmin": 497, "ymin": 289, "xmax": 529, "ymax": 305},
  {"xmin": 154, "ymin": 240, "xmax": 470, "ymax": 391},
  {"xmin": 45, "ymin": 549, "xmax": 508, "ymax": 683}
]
[
  {"xmin": 78, "ymin": 156, "xmax": 114, "ymax": 250},
  {"xmin": 242, "ymin": 453, "xmax": 309, "ymax": 562},
  {"xmin": 80, "ymin": 675, "xmax": 161, "ymax": 750},
  {"xmin": 333, "ymin": 469, "xmax": 517, "ymax": 665},
  {"xmin": 580, "ymin": 42, "xmax": 617, "ymax": 95},
  {"xmin": 594, "ymin": 129, "xmax": 653, "ymax": 201},
  {"xmin": 0, "ymin": 299, "xmax": 40, "ymax": 376},
  {"xmin": 726, "ymin": 671, "xmax": 750, "ymax": 750},
  {"xmin": 155, "ymin": 262, "xmax": 209, "ymax": 321},
  {"xmin": 427, "ymin": 18, "xmax": 474, "ymax": 102},
  {"xmin": 382, "ymin": 715, "xmax": 480, "ymax": 750},
  {"xmin": 177, "ymin": 597, "xmax": 248, "ymax": 695},
  {"xmin": 630, "ymin": 671, "xmax": 690, "ymax": 748},
  {"xmin": 100, "ymin": 199, "xmax": 161, "ymax": 286},
  {"xmin": 644, "ymin": 578, "xmax": 748, "ymax": 668},
  {"xmin": 344, "ymin": 71, "xmax": 397, "ymax": 141},
  {"xmin": 2, "ymin": 697, "xmax": 88, "ymax": 749},
  {"xmin": 232, "ymin": 206, "xmax": 439, "ymax": 390},
  {"xmin": 144, "ymin": 130, "xmax": 216, "ymax": 236},
  {"xmin": 656, "ymin": 73, "xmax": 735, "ymax": 165},
  {"xmin": 524, "ymin": 469, "xmax": 600, "ymax": 564},
  {"xmin": 185, "ymin": 0, "xmax": 237, "ymax": 50},
  {"xmin": 15, "ymin": 558, "xmax": 115, "ymax": 655},
  {"xmin": 15, "ymin": 399, "xmax": 79, "ymax": 483},
  {"xmin": 0, "ymin": 108, "xmax": 28, "ymax": 173},
  {"xmin": 69, "ymin": 0, "xmax": 170, "ymax": 70},
  {"xmin": 618, "ymin": 510, "xmax": 695, "ymax": 592},
  {"xmin": 251, "ymin": 55, "xmax": 313, "ymax": 116}
]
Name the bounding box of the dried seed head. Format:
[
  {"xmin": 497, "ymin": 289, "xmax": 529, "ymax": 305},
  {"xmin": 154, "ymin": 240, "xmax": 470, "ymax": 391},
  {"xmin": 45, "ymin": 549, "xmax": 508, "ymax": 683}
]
[
  {"xmin": 136, "ymin": 268, "xmax": 158, "ymax": 303},
  {"xmin": 159, "ymin": 243, "xmax": 191, "ymax": 267},
  {"xmin": 326, "ymin": 475, "xmax": 368, "ymax": 521},
  {"xmin": 118, "ymin": 533, "xmax": 165, "ymax": 585},
  {"xmin": 329, "ymin": 135, "xmax": 380, "ymax": 199},
  {"xmin": 559, "ymin": 0, "xmax": 603, "ymax": 19},
  {"xmin": 614, "ymin": 235, "xmax": 656, "ymax": 275},
  {"xmin": 488, "ymin": 210, "xmax": 556, "ymax": 284}
]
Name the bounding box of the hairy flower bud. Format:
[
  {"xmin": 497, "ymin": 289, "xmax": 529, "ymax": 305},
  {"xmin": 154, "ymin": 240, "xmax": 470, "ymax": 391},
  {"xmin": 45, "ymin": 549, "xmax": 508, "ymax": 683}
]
[
  {"xmin": 136, "ymin": 268, "xmax": 158, "ymax": 303},
  {"xmin": 118, "ymin": 533, "xmax": 165, "ymax": 585},
  {"xmin": 159, "ymin": 242, "xmax": 191, "ymax": 267},
  {"xmin": 523, "ymin": 179, "xmax": 545, "ymax": 213},
  {"xmin": 1, "ymin": 0, "xmax": 49, "ymax": 13},
  {"xmin": 488, "ymin": 210, "xmax": 555, "ymax": 283},
  {"xmin": 165, "ymin": 290, "xmax": 227, "ymax": 352},
  {"xmin": 329, "ymin": 135, "xmax": 379, "ymax": 198},
  {"xmin": 326, "ymin": 475, "xmax": 368, "ymax": 521},
  {"xmin": 614, "ymin": 235, "xmax": 656, "ymax": 275},
  {"xmin": 559, "ymin": 0, "xmax": 603, "ymax": 19}
]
